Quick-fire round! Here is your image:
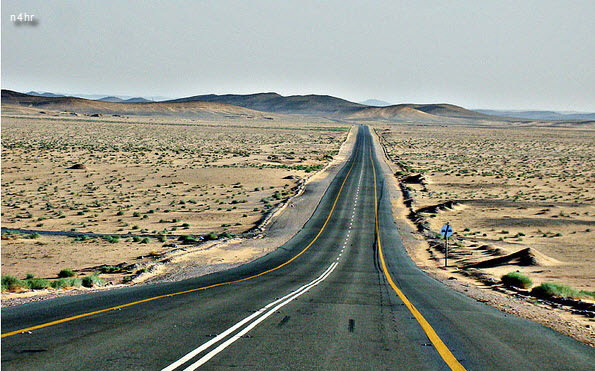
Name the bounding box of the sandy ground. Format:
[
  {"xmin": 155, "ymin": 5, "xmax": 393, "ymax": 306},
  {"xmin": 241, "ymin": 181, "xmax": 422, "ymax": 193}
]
[
  {"xmin": 1, "ymin": 114, "xmax": 349, "ymax": 296},
  {"xmin": 372, "ymin": 123, "xmax": 594, "ymax": 291},
  {"xmin": 369, "ymin": 123, "xmax": 595, "ymax": 347},
  {"xmin": 1, "ymin": 119, "xmax": 356, "ymax": 304},
  {"xmin": 140, "ymin": 124, "xmax": 357, "ymax": 283}
]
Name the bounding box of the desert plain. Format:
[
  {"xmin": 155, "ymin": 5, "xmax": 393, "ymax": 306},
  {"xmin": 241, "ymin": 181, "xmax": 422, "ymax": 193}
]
[
  {"xmin": 1, "ymin": 94, "xmax": 594, "ymax": 348},
  {"xmin": 1, "ymin": 112, "xmax": 348, "ymax": 285},
  {"xmin": 374, "ymin": 122, "xmax": 594, "ymax": 294}
]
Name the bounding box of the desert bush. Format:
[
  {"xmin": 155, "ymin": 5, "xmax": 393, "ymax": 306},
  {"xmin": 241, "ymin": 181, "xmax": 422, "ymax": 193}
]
[
  {"xmin": 51, "ymin": 277, "xmax": 82, "ymax": 289},
  {"xmin": 140, "ymin": 237, "xmax": 150, "ymax": 244},
  {"xmin": 531, "ymin": 282, "xmax": 580, "ymax": 299},
  {"xmin": 501, "ymin": 272, "xmax": 533, "ymax": 289},
  {"xmin": 219, "ymin": 232, "xmax": 232, "ymax": 239},
  {"xmin": 1, "ymin": 275, "xmax": 27, "ymax": 292},
  {"xmin": 204, "ymin": 232, "xmax": 219, "ymax": 241},
  {"xmin": 26, "ymin": 232, "xmax": 41, "ymax": 239},
  {"xmin": 102, "ymin": 235, "xmax": 120, "ymax": 243},
  {"xmin": 133, "ymin": 236, "xmax": 141, "ymax": 242},
  {"xmin": 82, "ymin": 274, "xmax": 105, "ymax": 288},
  {"xmin": 58, "ymin": 268, "xmax": 75, "ymax": 278},
  {"xmin": 26, "ymin": 277, "xmax": 51, "ymax": 290},
  {"xmin": 100, "ymin": 265, "xmax": 120, "ymax": 273},
  {"xmin": 178, "ymin": 235, "xmax": 197, "ymax": 244},
  {"xmin": 158, "ymin": 235, "xmax": 167, "ymax": 242}
]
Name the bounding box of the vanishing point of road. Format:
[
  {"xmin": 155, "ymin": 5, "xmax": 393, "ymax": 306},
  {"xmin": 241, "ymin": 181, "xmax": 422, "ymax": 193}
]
[{"xmin": 2, "ymin": 125, "xmax": 594, "ymax": 370}]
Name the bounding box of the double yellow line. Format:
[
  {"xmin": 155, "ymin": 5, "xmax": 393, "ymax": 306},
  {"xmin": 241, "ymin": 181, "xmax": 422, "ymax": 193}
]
[
  {"xmin": 2, "ymin": 134, "xmax": 361, "ymax": 339},
  {"xmin": 369, "ymin": 144, "xmax": 466, "ymax": 371}
]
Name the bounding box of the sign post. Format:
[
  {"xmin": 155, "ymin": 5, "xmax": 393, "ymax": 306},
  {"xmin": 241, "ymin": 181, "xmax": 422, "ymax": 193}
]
[{"xmin": 440, "ymin": 222, "xmax": 453, "ymax": 267}]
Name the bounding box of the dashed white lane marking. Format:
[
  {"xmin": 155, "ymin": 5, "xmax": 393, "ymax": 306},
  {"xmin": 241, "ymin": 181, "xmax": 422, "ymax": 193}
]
[{"xmin": 163, "ymin": 263, "xmax": 339, "ymax": 371}]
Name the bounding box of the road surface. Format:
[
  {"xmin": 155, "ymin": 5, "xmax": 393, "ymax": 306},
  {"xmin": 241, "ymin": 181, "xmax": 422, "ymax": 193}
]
[{"xmin": 2, "ymin": 125, "xmax": 594, "ymax": 370}]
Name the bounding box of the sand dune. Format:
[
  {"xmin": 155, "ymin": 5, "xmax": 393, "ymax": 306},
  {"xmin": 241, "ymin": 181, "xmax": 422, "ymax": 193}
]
[{"xmin": 465, "ymin": 247, "xmax": 560, "ymax": 269}]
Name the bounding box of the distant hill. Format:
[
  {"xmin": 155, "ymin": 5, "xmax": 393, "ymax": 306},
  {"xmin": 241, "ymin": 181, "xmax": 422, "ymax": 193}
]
[
  {"xmin": 1, "ymin": 90, "xmax": 272, "ymax": 119},
  {"xmin": 349, "ymin": 105, "xmax": 441, "ymax": 121},
  {"xmin": 169, "ymin": 93, "xmax": 503, "ymax": 122},
  {"xmin": 359, "ymin": 99, "xmax": 392, "ymax": 107},
  {"xmin": 347, "ymin": 103, "xmax": 497, "ymax": 122},
  {"xmin": 476, "ymin": 109, "xmax": 595, "ymax": 121},
  {"xmin": 169, "ymin": 93, "xmax": 365, "ymax": 115},
  {"xmin": 124, "ymin": 97, "xmax": 153, "ymax": 103},
  {"xmin": 24, "ymin": 90, "xmax": 165, "ymax": 103},
  {"xmin": 98, "ymin": 96, "xmax": 153, "ymax": 103},
  {"xmin": 26, "ymin": 91, "xmax": 66, "ymax": 98},
  {"xmin": 7, "ymin": 89, "xmax": 592, "ymax": 126},
  {"xmin": 98, "ymin": 96, "xmax": 125, "ymax": 103}
]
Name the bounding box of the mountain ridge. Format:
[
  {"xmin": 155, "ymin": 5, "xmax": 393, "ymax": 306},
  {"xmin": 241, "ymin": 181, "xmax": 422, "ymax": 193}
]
[
  {"xmin": 168, "ymin": 92, "xmax": 365, "ymax": 115},
  {"xmin": 1, "ymin": 90, "xmax": 272, "ymax": 119},
  {"xmin": 6, "ymin": 89, "xmax": 591, "ymax": 125},
  {"xmin": 25, "ymin": 91, "xmax": 168, "ymax": 103},
  {"xmin": 476, "ymin": 109, "xmax": 595, "ymax": 121}
]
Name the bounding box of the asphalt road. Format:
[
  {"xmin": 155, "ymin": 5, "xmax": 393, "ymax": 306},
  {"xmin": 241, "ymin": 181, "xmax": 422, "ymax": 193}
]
[{"xmin": 2, "ymin": 125, "xmax": 594, "ymax": 370}]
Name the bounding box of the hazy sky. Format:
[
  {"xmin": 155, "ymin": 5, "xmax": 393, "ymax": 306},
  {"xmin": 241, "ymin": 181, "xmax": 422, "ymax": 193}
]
[{"xmin": 2, "ymin": 0, "xmax": 594, "ymax": 111}]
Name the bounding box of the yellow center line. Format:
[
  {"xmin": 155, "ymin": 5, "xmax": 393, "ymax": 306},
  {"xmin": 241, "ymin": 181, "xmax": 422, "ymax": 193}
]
[
  {"xmin": 369, "ymin": 141, "xmax": 466, "ymax": 371},
  {"xmin": 2, "ymin": 135, "xmax": 361, "ymax": 339}
]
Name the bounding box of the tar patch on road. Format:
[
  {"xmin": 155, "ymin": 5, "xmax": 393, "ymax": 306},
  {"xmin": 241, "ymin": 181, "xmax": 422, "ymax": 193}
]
[{"xmin": 277, "ymin": 316, "xmax": 291, "ymax": 327}]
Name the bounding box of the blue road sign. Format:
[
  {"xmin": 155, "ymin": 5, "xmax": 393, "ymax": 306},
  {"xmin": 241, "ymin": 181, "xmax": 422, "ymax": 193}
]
[{"xmin": 441, "ymin": 224, "xmax": 453, "ymax": 238}]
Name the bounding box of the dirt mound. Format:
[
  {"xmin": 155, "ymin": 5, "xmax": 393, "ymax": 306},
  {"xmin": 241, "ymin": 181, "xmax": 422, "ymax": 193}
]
[
  {"xmin": 417, "ymin": 201, "xmax": 459, "ymax": 214},
  {"xmin": 401, "ymin": 173, "xmax": 426, "ymax": 184},
  {"xmin": 465, "ymin": 248, "xmax": 558, "ymax": 269},
  {"xmin": 68, "ymin": 164, "xmax": 86, "ymax": 170}
]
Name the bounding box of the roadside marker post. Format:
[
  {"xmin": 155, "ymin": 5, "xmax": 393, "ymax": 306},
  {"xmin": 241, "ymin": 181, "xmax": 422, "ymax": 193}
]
[{"xmin": 441, "ymin": 223, "xmax": 453, "ymax": 267}]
